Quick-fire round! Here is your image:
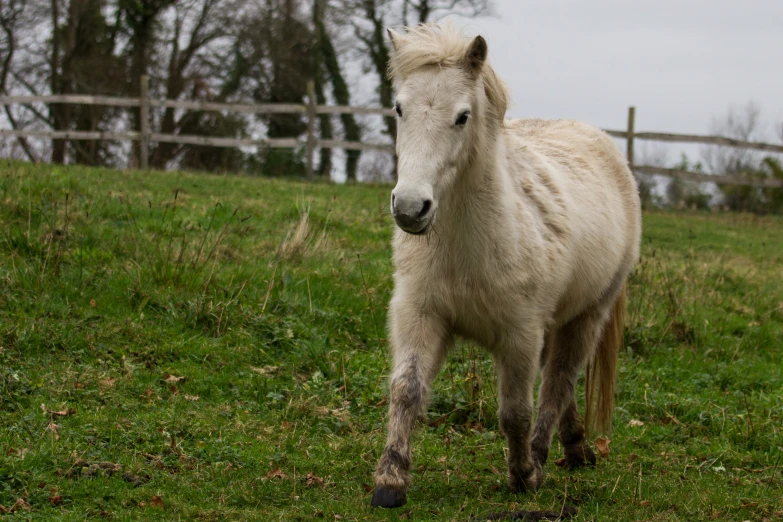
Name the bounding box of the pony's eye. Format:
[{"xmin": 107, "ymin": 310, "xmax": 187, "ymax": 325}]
[
  {"xmin": 455, "ymin": 110, "xmax": 470, "ymax": 126},
  {"xmin": 395, "ymin": 103, "xmax": 402, "ymax": 117}
]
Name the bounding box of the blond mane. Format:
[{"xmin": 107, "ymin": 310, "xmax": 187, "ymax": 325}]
[{"xmin": 387, "ymin": 22, "xmax": 510, "ymax": 123}]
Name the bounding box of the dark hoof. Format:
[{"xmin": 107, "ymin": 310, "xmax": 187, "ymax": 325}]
[
  {"xmin": 508, "ymin": 463, "xmax": 543, "ymax": 493},
  {"xmin": 564, "ymin": 441, "xmax": 596, "ymax": 469},
  {"xmin": 371, "ymin": 486, "xmax": 407, "ymax": 508}
]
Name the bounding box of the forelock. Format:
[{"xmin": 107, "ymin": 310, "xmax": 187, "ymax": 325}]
[
  {"xmin": 387, "ymin": 22, "xmax": 472, "ymax": 82},
  {"xmin": 387, "ymin": 22, "xmax": 509, "ymax": 123}
]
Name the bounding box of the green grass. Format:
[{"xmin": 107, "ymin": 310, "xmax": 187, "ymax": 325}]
[{"xmin": 0, "ymin": 160, "xmax": 781, "ymax": 521}]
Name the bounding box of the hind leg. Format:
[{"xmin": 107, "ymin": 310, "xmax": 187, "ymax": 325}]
[
  {"xmin": 530, "ymin": 307, "xmax": 609, "ymax": 470},
  {"xmin": 558, "ymin": 395, "xmax": 595, "ymax": 468}
]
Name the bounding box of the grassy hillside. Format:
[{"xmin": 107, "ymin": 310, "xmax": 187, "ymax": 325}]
[{"xmin": 1, "ymin": 160, "xmax": 781, "ymax": 521}]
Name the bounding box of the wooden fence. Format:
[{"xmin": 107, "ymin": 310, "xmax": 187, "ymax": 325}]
[
  {"xmin": 605, "ymin": 107, "xmax": 783, "ymax": 189},
  {"xmin": 1, "ymin": 81, "xmax": 782, "ymax": 188},
  {"xmin": 0, "ymin": 77, "xmax": 394, "ymax": 180}
]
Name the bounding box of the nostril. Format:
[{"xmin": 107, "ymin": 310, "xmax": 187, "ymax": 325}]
[
  {"xmin": 392, "ymin": 194, "xmax": 396, "ymax": 210},
  {"xmin": 418, "ymin": 199, "xmax": 432, "ymax": 219}
]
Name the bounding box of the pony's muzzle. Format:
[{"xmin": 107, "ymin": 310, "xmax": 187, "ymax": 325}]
[{"xmin": 391, "ymin": 187, "xmax": 434, "ymax": 234}]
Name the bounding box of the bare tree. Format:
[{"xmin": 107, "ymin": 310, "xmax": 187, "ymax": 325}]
[
  {"xmin": 150, "ymin": 0, "xmax": 233, "ymax": 168},
  {"xmin": 702, "ymin": 102, "xmax": 783, "ymax": 213},
  {"xmin": 0, "ymin": 0, "xmax": 39, "ymax": 160},
  {"xmin": 313, "ymin": 0, "xmax": 334, "ymax": 177},
  {"xmin": 0, "ymin": 0, "xmax": 24, "ymax": 93},
  {"xmin": 121, "ymin": 0, "xmax": 175, "ymax": 165},
  {"xmin": 314, "ymin": 0, "xmax": 362, "ymax": 180},
  {"xmin": 401, "ymin": 0, "xmax": 493, "ymax": 26},
  {"xmin": 26, "ymin": 0, "xmax": 125, "ymax": 164},
  {"xmin": 701, "ymin": 101, "xmax": 765, "ymax": 175}
]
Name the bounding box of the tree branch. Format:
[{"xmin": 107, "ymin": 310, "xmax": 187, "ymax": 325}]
[{"xmin": 4, "ymin": 105, "xmax": 40, "ymax": 162}]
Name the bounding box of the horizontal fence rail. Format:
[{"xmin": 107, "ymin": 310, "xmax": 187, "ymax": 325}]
[
  {"xmin": 1, "ymin": 88, "xmax": 781, "ymax": 187},
  {"xmin": 603, "ymin": 129, "xmax": 783, "ymax": 154},
  {"xmin": 0, "ymin": 95, "xmax": 393, "ymax": 116}
]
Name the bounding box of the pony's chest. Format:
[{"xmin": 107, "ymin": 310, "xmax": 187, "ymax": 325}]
[
  {"xmin": 443, "ymin": 269, "xmax": 529, "ymax": 346},
  {"xmin": 405, "ymin": 253, "xmax": 532, "ymax": 344}
]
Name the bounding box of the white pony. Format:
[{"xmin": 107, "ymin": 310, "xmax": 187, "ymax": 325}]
[{"xmin": 371, "ymin": 23, "xmax": 641, "ymax": 508}]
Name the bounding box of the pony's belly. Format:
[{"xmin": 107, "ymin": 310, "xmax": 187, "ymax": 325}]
[{"xmin": 553, "ymin": 248, "xmax": 628, "ymax": 327}]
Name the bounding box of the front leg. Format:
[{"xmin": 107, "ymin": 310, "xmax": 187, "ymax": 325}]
[
  {"xmin": 494, "ymin": 328, "xmax": 544, "ymax": 492},
  {"xmin": 372, "ymin": 306, "xmax": 450, "ymax": 508}
]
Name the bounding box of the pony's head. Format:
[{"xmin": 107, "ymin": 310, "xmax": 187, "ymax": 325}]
[{"xmin": 387, "ymin": 22, "xmax": 508, "ymax": 235}]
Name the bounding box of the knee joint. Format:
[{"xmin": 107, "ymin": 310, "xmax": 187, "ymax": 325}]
[
  {"xmin": 390, "ymin": 372, "xmax": 423, "ymax": 409},
  {"xmin": 498, "ymin": 408, "xmax": 532, "ymax": 438}
]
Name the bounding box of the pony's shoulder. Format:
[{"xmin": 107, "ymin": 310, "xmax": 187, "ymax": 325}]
[{"xmin": 504, "ymin": 118, "xmax": 617, "ymax": 153}]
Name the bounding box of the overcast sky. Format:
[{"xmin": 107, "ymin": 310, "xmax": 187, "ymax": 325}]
[{"xmin": 451, "ymin": 1, "xmax": 783, "ymax": 158}]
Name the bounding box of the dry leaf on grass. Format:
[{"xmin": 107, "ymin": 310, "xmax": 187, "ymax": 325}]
[
  {"xmin": 305, "ymin": 472, "xmax": 324, "ymax": 488},
  {"xmin": 329, "ymin": 407, "xmax": 350, "ymax": 421},
  {"xmin": 430, "ymin": 414, "xmax": 448, "ymax": 427},
  {"xmin": 151, "ymin": 495, "xmax": 164, "ymax": 509},
  {"xmin": 554, "ymin": 457, "xmax": 567, "ymax": 468},
  {"xmin": 488, "ymin": 464, "xmax": 503, "ymax": 476},
  {"xmin": 41, "ymin": 404, "xmax": 76, "ymax": 416},
  {"xmin": 164, "ymin": 374, "xmax": 185, "ymax": 383},
  {"xmin": 184, "ymin": 394, "xmax": 199, "ymax": 401},
  {"xmin": 90, "ymin": 299, "xmax": 96, "ymax": 307},
  {"xmin": 251, "ymin": 365, "xmax": 279, "ymax": 375},
  {"xmin": 628, "ymin": 419, "xmax": 644, "ymax": 427},
  {"xmin": 0, "ymin": 498, "xmax": 32, "ymax": 513},
  {"xmin": 47, "ymin": 420, "xmax": 61, "ymax": 441},
  {"xmin": 99, "ymin": 378, "xmax": 116, "ymax": 388},
  {"xmin": 594, "ymin": 437, "xmax": 611, "ymax": 460},
  {"xmin": 49, "ymin": 495, "xmax": 63, "ymax": 506},
  {"xmin": 267, "ymin": 468, "xmax": 286, "ymax": 479}
]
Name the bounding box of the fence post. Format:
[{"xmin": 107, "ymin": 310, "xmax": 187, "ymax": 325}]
[
  {"xmin": 139, "ymin": 75, "xmax": 150, "ymax": 170},
  {"xmin": 305, "ymin": 80, "xmax": 317, "ymax": 181},
  {"xmin": 626, "ymin": 106, "xmax": 635, "ymax": 168}
]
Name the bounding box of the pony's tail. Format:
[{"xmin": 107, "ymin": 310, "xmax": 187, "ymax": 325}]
[{"xmin": 584, "ymin": 284, "xmax": 626, "ymax": 436}]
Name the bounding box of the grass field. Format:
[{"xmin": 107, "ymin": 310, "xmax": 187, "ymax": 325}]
[{"xmin": 0, "ymin": 160, "xmax": 782, "ymax": 521}]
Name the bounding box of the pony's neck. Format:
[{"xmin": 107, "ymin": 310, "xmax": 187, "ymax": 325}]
[{"xmin": 439, "ymin": 122, "xmax": 513, "ymax": 242}]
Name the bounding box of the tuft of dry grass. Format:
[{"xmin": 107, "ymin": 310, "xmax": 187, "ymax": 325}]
[{"xmin": 279, "ymin": 202, "xmax": 312, "ymax": 261}]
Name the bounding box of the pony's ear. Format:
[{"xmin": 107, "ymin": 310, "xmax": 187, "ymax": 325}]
[
  {"xmin": 387, "ymin": 28, "xmax": 405, "ymax": 52},
  {"xmin": 464, "ymin": 35, "xmax": 488, "ymax": 74}
]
